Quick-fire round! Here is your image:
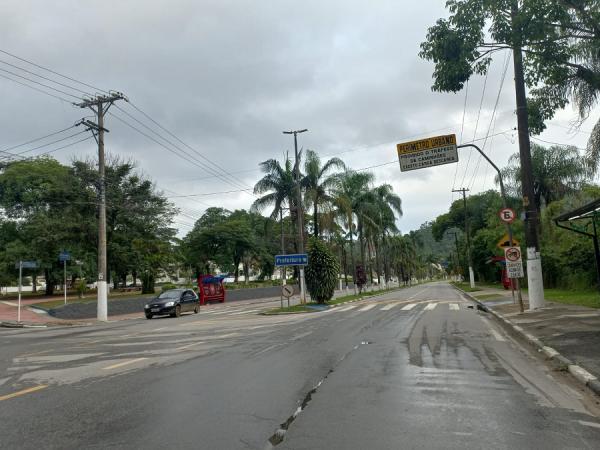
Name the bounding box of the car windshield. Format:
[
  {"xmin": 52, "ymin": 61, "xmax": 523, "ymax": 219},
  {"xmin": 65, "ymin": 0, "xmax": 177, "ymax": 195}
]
[{"xmin": 157, "ymin": 290, "xmax": 182, "ymax": 299}]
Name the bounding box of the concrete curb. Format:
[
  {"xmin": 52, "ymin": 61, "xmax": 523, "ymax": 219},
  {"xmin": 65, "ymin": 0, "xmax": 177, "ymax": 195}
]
[{"xmin": 454, "ymin": 286, "xmax": 600, "ymax": 398}]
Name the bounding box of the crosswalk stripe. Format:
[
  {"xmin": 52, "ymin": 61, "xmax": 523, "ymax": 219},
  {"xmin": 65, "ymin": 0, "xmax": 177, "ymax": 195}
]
[
  {"xmin": 358, "ymin": 304, "xmax": 376, "ymax": 312},
  {"xmin": 338, "ymin": 305, "xmax": 357, "ymax": 312},
  {"xmin": 381, "ymin": 303, "xmax": 398, "ymax": 311},
  {"xmin": 424, "ymin": 303, "xmax": 438, "ymax": 311},
  {"xmin": 401, "ymin": 303, "xmax": 417, "ymax": 311},
  {"xmin": 229, "ymin": 309, "xmax": 260, "ymax": 315},
  {"xmin": 449, "ymin": 303, "xmax": 460, "ymax": 310}
]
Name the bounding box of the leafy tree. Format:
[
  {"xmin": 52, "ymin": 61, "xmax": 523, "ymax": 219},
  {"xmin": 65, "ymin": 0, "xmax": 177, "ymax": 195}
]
[
  {"xmin": 305, "ymin": 237, "xmax": 340, "ymax": 303},
  {"xmin": 0, "ymin": 157, "xmax": 89, "ymax": 294},
  {"xmin": 420, "ymin": 0, "xmax": 600, "ymax": 162}
]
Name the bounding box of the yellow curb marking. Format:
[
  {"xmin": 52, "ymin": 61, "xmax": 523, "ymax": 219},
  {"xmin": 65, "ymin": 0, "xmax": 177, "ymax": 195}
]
[
  {"xmin": 102, "ymin": 357, "xmax": 147, "ymax": 370},
  {"xmin": 0, "ymin": 385, "xmax": 48, "ymax": 401}
]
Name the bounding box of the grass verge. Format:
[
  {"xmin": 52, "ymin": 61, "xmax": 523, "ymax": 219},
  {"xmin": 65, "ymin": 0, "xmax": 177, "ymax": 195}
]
[
  {"xmin": 262, "ymin": 303, "xmax": 320, "ymax": 315},
  {"xmin": 450, "ymin": 281, "xmax": 482, "ymax": 292},
  {"xmin": 539, "ymin": 288, "xmax": 600, "ymax": 309}
]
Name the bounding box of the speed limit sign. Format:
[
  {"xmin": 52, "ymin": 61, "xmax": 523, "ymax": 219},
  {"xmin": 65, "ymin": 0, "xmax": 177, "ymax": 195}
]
[{"xmin": 499, "ymin": 207, "xmax": 516, "ymax": 224}]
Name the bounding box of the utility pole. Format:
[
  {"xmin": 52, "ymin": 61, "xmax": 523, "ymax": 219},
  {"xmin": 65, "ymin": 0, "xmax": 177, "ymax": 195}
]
[
  {"xmin": 283, "ymin": 128, "xmax": 308, "ymax": 304},
  {"xmin": 76, "ymin": 92, "xmax": 126, "ymax": 321},
  {"xmin": 511, "ymin": 2, "xmax": 544, "ymax": 309},
  {"xmin": 452, "ymin": 188, "xmax": 475, "ymax": 288}
]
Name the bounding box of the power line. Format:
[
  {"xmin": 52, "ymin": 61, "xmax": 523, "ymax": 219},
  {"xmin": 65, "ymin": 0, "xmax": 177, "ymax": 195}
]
[
  {"xmin": 0, "ymin": 130, "xmax": 88, "ymax": 160},
  {"xmin": 109, "ymin": 107, "xmax": 255, "ymax": 196},
  {"xmin": 0, "ymin": 72, "xmax": 72, "ymax": 103},
  {"xmin": 124, "ymin": 101, "xmax": 255, "ymax": 193},
  {"xmin": 0, "ymin": 66, "xmax": 83, "ymax": 100},
  {"xmin": 453, "ymin": 80, "xmax": 470, "ymax": 194},
  {"xmin": 0, "ymin": 48, "xmax": 108, "ymax": 94},
  {"xmin": 460, "ymin": 70, "xmax": 489, "ymax": 188},
  {"xmin": 0, "ymin": 124, "xmax": 78, "ymax": 154},
  {"xmin": 468, "ymin": 51, "xmax": 511, "ymax": 191},
  {"xmin": 0, "ymin": 59, "xmax": 92, "ymax": 96}
]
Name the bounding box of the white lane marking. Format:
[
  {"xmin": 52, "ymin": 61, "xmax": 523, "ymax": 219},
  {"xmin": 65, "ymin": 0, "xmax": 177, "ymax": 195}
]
[
  {"xmin": 407, "ymin": 287, "xmax": 429, "ymax": 300},
  {"xmin": 489, "ymin": 329, "xmax": 506, "ymax": 342},
  {"xmin": 291, "ymin": 331, "xmax": 313, "ymax": 341},
  {"xmin": 449, "ymin": 303, "xmax": 460, "ymax": 311},
  {"xmin": 424, "ymin": 303, "xmax": 437, "ymax": 311},
  {"xmin": 102, "ymin": 357, "xmax": 147, "ymax": 370},
  {"xmin": 175, "ymin": 342, "xmax": 203, "ymax": 351},
  {"xmin": 152, "ymin": 327, "xmax": 166, "ymax": 331},
  {"xmin": 338, "ymin": 305, "xmax": 357, "ymax": 312},
  {"xmin": 253, "ymin": 344, "xmax": 281, "ymax": 356},
  {"xmin": 229, "ymin": 309, "xmax": 260, "ymax": 315},
  {"xmin": 401, "ymin": 303, "xmax": 417, "ymax": 311},
  {"xmin": 578, "ymin": 420, "xmax": 600, "ymax": 429},
  {"xmin": 358, "ymin": 304, "xmax": 376, "ymax": 312},
  {"xmin": 381, "ymin": 303, "xmax": 398, "ymax": 311}
]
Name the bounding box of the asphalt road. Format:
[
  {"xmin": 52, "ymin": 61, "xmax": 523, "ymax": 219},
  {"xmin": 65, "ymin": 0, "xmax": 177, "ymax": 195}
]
[
  {"xmin": 1, "ymin": 282, "xmax": 599, "ymax": 449},
  {"xmin": 48, "ymin": 284, "xmax": 301, "ymax": 319}
]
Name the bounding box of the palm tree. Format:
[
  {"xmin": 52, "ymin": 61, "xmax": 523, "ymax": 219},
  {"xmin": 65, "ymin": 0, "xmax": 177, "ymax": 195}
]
[
  {"xmin": 360, "ymin": 184, "xmax": 403, "ymax": 286},
  {"xmin": 301, "ymin": 150, "xmax": 345, "ymax": 237},
  {"xmin": 499, "ymin": 144, "xmax": 591, "ymax": 210},
  {"xmin": 332, "ymin": 170, "xmax": 375, "ymax": 291},
  {"xmin": 251, "ymin": 154, "xmax": 298, "ymax": 220}
]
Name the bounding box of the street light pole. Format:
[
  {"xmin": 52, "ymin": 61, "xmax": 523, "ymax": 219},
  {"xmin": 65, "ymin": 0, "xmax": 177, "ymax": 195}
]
[{"xmin": 283, "ymin": 128, "xmax": 308, "ymax": 304}]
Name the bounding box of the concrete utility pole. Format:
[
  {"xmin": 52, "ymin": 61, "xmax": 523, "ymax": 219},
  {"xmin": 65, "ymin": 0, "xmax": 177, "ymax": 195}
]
[
  {"xmin": 283, "ymin": 128, "xmax": 308, "ymax": 304},
  {"xmin": 452, "ymin": 188, "xmax": 475, "ymax": 288},
  {"xmin": 511, "ymin": 2, "xmax": 544, "ymax": 309},
  {"xmin": 76, "ymin": 92, "xmax": 126, "ymax": 321}
]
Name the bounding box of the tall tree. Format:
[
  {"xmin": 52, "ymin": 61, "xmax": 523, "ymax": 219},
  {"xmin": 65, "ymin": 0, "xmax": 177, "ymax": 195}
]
[
  {"xmin": 499, "ymin": 143, "xmax": 592, "ymax": 209},
  {"xmin": 301, "ymin": 149, "xmax": 345, "ymax": 237}
]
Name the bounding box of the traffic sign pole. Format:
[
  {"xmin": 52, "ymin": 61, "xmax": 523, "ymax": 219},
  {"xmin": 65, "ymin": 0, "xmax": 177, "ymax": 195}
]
[
  {"xmin": 17, "ymin": 261, "xmax": 22, "ymax": 323},
  {"xmin": 64, "ymin": 260, "xmax": 67, "ymax": 305}
]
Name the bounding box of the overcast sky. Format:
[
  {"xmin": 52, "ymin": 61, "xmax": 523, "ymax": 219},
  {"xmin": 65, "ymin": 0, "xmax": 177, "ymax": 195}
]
[{"xmin": 1, "ymin": 0, "xmax": 596, "ymax": 237}]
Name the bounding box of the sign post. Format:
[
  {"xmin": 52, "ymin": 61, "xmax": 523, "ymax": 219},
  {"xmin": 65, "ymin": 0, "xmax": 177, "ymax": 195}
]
[
  {"xmin": 275, "ymin": 254, "xmax": 308, "ymax": 306},
  {"xmin": 59, "ymin": 251, "xmax": 71, "ymax": 305}
]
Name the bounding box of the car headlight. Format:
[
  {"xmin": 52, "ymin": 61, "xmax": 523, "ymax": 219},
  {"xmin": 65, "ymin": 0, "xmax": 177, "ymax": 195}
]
[
  {"xmin": 144, "ymin": 304, "xmax": 149, "ymax": 309},
  {"xmin": 165, "ymin": 301, "xmax": 175, "ymax": 307}
]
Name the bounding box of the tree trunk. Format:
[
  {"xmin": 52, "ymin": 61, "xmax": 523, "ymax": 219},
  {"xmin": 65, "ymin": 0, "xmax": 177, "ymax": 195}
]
[
  {"xmin": 141, "ymin": 272, "xmax": 155, "ymax": 294},
  {"xmin": 44, "ymin": 268, "xmax": 55, "ymax": 296},
  {"xmin": 243, "ymin": 261, "xmax": 249, "ymax": 284},
  {"xmin": 374, "ymin": 237, "xmax": 382, "ymax": 287},
  {"xmin": 132, "ymin": 271, "xmax": 137, "ymax": 287},
  {"xmin": 32, "ymin": 273, "xmax": 37, "ymax": 293},
  {"xmin": 367, "ymin": 240, "xmax": 374, "ymax": 284},
  {"xmin": 348, "ymin": 213, "xmax": 357, "ymax": 292},
  {"xmin": 313, "ymin": 199, "xmax": 319, "ymax": 237},
  {"xmin": 234, "ymin": 258, "xmax": 240, "ymax": 282}
]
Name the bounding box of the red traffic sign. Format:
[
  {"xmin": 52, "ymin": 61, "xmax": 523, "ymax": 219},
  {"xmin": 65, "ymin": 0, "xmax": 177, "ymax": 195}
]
[
  {"xmin": 499, "ymin": 207, "xmax": 516, "ymax": 224},
  {"xmin": 505, "ymin": 246, "xmax": 521, "ymax": 262}
]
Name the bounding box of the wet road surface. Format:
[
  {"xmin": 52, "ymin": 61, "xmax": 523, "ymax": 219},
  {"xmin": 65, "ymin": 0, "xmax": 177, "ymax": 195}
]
[{"xmin": 1, "ymin": 282, "xmax": 599, "ymax": 449}]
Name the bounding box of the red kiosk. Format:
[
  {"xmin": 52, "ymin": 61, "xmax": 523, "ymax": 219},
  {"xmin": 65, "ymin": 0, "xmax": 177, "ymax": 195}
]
[{"xmin": 197, "ymin": 274, "xmax": 226, "ymax": 305}]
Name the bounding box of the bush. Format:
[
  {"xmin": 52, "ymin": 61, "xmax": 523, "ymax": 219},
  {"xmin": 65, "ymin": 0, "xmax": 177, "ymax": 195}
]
[
  {"xmin": 305, "ymin": 237, "xmax": 340, "ymax": 303},
  {"xmin": 161, "ymin": 282, "xmax": 177, "ymax": 292}
]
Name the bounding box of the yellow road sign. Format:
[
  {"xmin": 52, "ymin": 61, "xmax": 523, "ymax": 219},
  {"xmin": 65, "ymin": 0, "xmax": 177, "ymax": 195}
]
[
  {"xmin": 396, "ymin": 134, "xmax": 458, "ymax": 172},
  {"xmin": 497, "ymin": 233, "xmax": 520, "ymax": 249}
]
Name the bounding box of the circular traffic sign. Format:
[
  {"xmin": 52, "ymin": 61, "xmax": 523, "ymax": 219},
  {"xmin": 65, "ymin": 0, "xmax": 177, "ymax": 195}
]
[
  {"xmin": 282, "ymin": 284, "xmax": 294, "ymax": 298},
  {"xmin": 505, "ymin": 247, "xmax": 521, "ymax": 262},
  {"xmin": 499, "ymin": 207, "xmax": 516, "ymax": 224}
]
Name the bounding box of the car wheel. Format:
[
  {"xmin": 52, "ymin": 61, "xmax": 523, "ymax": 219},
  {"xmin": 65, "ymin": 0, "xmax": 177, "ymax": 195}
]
[
  {"xmin": 145, "ymin": 314, "xmax": 152, "ymax": 320},
  {"xmin": 174, "ymin": 305, "xmax": 181, "ymax": 318},
  {"xmin": 194, "ymin": 305, "xmax": 199, "ymax": 314}
]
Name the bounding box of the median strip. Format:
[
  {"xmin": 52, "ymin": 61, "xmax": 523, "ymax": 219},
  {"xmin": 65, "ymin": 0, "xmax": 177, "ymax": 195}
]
[
  {"xmin": 0, "ymin": 385, "xmax": 48, "ymax": 401},
  {"xmin": 102, "ymin": 357, "xmax": 147, "ymax": 370}
]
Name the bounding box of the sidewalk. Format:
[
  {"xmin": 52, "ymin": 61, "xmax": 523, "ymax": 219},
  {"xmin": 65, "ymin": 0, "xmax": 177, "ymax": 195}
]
[{"xmin": 456, "ymin": 284, "xmax": 600, "ymax": 397}]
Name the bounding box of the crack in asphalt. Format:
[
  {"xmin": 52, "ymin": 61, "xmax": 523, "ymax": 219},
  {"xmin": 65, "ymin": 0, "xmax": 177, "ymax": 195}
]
[{"xmin": 265, "ymin": 341, "xmax": 374, "ymax": 448}]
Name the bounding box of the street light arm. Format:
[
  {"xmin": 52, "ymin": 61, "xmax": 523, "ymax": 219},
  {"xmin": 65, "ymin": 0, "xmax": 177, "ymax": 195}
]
[{"xmin": 457, "ymin": 143, "xmax": 507, "ymax": 208}]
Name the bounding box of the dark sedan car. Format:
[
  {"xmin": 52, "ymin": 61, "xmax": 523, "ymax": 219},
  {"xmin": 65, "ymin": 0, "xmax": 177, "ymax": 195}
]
[{"xmin": 144, "ymin": 289, "xmax": 199, "ymax": 319}]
